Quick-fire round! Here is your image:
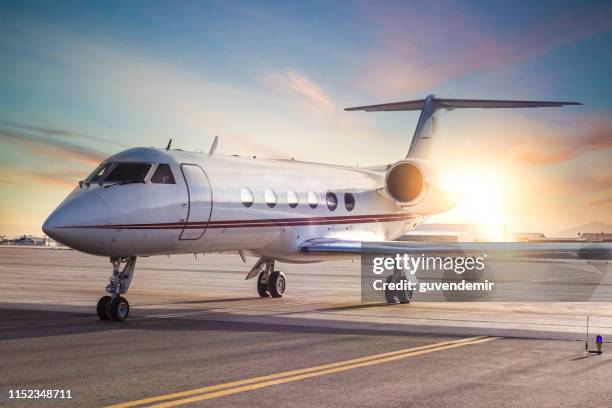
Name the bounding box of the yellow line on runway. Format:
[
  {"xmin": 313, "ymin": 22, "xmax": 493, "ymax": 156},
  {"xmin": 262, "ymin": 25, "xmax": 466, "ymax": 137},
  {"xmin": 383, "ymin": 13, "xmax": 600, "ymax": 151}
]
[{"xmin": 107, "ymin": 336, "xmax": 497, "ymax": 408}]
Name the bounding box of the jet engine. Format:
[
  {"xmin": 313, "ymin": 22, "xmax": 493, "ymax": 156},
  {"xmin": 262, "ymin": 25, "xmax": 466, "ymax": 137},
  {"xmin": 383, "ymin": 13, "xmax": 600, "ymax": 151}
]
[{"xmin": 384, "ymin": 159, "xmax": 458, "ymax": 214}]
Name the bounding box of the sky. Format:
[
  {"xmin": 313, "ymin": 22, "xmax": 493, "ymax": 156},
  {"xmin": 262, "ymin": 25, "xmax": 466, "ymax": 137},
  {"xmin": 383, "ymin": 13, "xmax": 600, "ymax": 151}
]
[{"xmin": 0, "ymin": 0, "xmax": 610, "ymax": 237}]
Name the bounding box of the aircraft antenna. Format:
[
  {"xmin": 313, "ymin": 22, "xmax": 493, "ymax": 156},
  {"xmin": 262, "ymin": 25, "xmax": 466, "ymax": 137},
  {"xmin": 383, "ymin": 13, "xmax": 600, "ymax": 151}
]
[{"xmin": 165, "ymin": 138, "xmax": 172, "ymax": 150}]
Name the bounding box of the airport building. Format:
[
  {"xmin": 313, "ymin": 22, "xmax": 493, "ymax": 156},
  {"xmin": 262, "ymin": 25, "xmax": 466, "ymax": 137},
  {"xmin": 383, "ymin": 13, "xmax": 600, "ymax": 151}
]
[
  {"xmin": 579, "ymin": 232, "xmax": 612, "ymax": 242},
  {"xmin": 399, "ymin": 224, "xmax": 611, "ymax": 243},
  {"xmin": 1, "ymin": 235, "xmax": 67, "ymax": 247}
]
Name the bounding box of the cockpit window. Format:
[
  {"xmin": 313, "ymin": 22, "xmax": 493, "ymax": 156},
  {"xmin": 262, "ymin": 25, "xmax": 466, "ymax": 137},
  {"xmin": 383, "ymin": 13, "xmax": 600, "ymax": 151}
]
[
  {"xmin": 104, "ymin": 163, "xmax": 151, "ymax": 183},
  {"xmin": 86, "ymin": 162, "xmax": 113, "ymax": 182},
  {"xmin": 151, "ymin": 164, "xmax": 176, "ymax": 184}
]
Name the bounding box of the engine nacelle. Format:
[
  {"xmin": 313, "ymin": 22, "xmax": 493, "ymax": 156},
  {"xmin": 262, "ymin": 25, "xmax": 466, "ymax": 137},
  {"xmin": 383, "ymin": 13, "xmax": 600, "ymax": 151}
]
[
  {"xmin": 384, "ymin": 159, "xmax": 458, "ymax": 214},
  {"xmin": 385, "ymin": 160, "xmax": 426, "ymax": 205}
]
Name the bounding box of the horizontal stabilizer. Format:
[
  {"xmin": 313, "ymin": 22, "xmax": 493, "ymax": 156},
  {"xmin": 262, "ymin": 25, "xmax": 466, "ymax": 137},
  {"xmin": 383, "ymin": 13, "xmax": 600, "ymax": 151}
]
[
  {"xmin": 345, "ymin": 95, "xmax": 581, "ymax": 158},
  {"xmin": 345, "ymin": 98, "xmax": 581, "ymax": 112}
]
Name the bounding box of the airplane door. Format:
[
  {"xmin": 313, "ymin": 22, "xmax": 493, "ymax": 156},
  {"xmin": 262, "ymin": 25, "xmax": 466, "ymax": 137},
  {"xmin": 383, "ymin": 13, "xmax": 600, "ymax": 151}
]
[{"xmin": 179, "ymin": 164, "xmax": 213, "ymax": 240}]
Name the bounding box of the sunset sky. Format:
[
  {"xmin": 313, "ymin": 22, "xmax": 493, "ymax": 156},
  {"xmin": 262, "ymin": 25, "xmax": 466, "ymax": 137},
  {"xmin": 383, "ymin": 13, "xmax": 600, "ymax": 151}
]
[{"xmin": 1, "ymin": 0, "xmax": 611, "ymax": 237}]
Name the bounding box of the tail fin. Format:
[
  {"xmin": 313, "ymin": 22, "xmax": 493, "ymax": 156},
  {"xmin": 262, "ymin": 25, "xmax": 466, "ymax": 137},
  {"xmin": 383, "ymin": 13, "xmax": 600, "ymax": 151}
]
[{"xmin": 345, "ymin": 95, "xmax": 581, "ymax": 159}]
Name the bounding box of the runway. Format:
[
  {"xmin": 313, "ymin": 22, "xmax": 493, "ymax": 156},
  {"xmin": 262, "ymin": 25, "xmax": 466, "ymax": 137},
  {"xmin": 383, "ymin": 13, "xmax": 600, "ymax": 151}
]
[{"xmin": 1, "ymin": 247, "xmax": 611, "ymax": 407}]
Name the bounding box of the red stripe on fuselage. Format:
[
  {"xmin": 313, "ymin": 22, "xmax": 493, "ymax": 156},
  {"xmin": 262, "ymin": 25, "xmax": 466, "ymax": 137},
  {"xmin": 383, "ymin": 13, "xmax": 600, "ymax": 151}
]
[{"xmin": 56, "ymin": 212, "xmax": 416, "ymax": 230}]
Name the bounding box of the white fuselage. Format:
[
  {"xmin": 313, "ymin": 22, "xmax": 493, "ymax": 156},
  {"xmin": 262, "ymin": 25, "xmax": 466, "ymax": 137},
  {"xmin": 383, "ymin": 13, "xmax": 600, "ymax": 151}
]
[{"xmin": 43, "ymin": 148, "xmax": 449, "ymax": 263}]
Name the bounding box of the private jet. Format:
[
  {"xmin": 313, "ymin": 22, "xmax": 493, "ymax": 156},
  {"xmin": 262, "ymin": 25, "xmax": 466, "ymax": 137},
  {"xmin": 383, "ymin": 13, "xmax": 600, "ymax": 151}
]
[{"xmin": 43, "ymin": 95, "xmax": 609, "ymax": 321}]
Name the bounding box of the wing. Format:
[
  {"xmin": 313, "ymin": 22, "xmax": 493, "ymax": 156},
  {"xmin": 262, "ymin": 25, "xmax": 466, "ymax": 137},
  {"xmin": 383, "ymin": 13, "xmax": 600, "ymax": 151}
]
[{"xmin": 300, "ymin": 239, "xmax": 611, "ymax": 260}]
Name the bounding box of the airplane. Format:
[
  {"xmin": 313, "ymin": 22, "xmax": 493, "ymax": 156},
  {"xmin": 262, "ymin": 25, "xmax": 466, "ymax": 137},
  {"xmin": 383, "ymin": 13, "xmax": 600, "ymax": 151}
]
[
  {"xmin": 42, "ymin": 95, "xmax": 611, "ymax": 321},
  {"xmin": 15, "ymin": 235, "xmax": 39, "ymax": 245}
]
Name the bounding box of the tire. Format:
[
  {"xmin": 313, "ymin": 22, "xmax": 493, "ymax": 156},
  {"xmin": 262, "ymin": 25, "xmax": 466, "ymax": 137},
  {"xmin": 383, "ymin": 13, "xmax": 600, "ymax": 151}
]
[
  {"xmin": 110, "ymin": 296, "xmax": 130, "ymax": 321},
  {"xmin": 257, "ymin": 271, "xmax": 270, "ymax": 297},
  {"xmin": 268, "ymin": 271, "xmax": 286, "ymax": 298},
  {"xmin": 384, "ymin": 275, "xmax": 397, "ymax": 304},
  {"xmin": 397, "ymin": 288, "xmax": 413, "ymax": 304},
  {"xmin": 96, "ymin": 296, "xmax": 112, "ymax": 320},
  {"xmin": 396, "ymin": 273, "xmax": 413, "ymax": 304}
]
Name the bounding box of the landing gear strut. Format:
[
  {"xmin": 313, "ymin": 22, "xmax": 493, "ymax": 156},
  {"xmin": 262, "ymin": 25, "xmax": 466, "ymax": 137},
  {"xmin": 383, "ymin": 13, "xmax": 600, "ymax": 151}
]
[
  {"xmin": 248, "ymin": 257, "xmax": 286, "ymax": 298},
  {"xmin": 97, "ymin": 256, "xmax": 137, "ymax": 321}
]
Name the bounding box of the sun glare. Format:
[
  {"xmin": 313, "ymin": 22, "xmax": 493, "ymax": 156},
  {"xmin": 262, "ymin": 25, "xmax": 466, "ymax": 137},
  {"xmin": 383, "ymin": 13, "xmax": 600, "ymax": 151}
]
[{"xmin": 440, "ymin": 166, "xmax": 509, "ymax": 226}]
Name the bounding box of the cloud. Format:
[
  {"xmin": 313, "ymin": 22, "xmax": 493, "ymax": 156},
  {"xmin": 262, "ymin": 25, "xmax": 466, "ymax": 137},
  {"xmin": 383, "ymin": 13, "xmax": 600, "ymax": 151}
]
[
  {"xmin": 430, "ymin": 110, "xmax": 611, "ymax": 167},
  {"xmin": 567, "ymin": 169, "xmax": 612, "ymax": 194},
  {"xmin": 26, "ymin": 171, "xmax": 79, "ymax": 188},
  {"xmin": 266, "ymin": 69, "xmax": 336, "ymax": 110},
  {"xmin": 0, "ymin": 127, "xmax": 107, "ymax": 166},
  {"xmin": 423, "ymin": 109, "xmax": 611, "ymax": 232},
  {"xmin": 0, "ymin": 177, "xmax": 18, "ymax": 186},
  {"xmin": 565, "ymin": 169, "xmax": 611, "ymax": 214},
  {"xmin": 585, "ymin": 195, "xmax": 612, "ymax": 208},
  {"xmin": 0, "ymin": 166, "xmax": 81, "ymax": 189},
  {"xmin": 356, "ymin": 2, "xmax": 612, "ymax": 97},
  {"xmin": 0, "ymin": 121, "xmax": 129, "ymax": 147},
  {"xmin": 510, "ymin": 115, "xmax": 612, "ymax": 165},
  {"xmin": 1, "ymin": 20, "xmax": 388, "ymax": 166},
  {"xmin": 1, "ymin": 22, "xmax": 318, "ymax": 158}
]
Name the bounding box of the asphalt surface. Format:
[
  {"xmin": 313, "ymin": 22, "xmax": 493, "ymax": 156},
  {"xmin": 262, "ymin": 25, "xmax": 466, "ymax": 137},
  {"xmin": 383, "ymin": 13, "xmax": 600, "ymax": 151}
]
[{"xmin": 1, "ymin": 247, "xmax": 611, "ymax": 407}]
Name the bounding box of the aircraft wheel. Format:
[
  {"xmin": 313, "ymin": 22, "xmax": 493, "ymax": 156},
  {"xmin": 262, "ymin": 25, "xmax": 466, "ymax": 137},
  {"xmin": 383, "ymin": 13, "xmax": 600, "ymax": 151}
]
[
  {"xmin": 110, "ymin": 296, "xmax": 130, "ymax": 321},
  {"xmin": 96, "ymin": 296, "xmax": 112, "ymax": 320},
  {"xmin": 257, "ymin": 271, "xmax": 270, "ymax": 297},
  {"xmin": 396, "ymin": 273, "xmax": 413, "ymax": 304},
  {"xmin": 384, "ymin": 275, "xmax": 397, "ymax": 304},
  {"xmin": 397, "ymin": 286, "xmax": 413, "ymax": 304},
  {"xmin": 268, "ymin": 271, "xmax": 286, "ymax": 298}
]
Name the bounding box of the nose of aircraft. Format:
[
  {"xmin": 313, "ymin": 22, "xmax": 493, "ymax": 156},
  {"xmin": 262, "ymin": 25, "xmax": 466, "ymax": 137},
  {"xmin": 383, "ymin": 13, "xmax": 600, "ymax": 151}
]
[{"xmin": 43, "ymin": 192, "xmax": 110, "ymax": 249}]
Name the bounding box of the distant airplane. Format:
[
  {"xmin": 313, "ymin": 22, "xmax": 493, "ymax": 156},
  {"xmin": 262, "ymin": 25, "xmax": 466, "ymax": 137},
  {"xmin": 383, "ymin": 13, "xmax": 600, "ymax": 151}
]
[
  {"xmin": 15, "ymin": 235, "xmax": 37, "ymax": 245},
  {"xmin": 42, "ymin": 95, "xmax": 608, "ymax": 321}
]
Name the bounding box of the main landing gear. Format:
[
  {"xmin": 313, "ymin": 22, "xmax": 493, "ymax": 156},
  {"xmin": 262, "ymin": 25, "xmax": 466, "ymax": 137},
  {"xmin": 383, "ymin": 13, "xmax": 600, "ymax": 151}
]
[
  {"xmin": 97, "ymin": 256, "xmax": 136, "ymax": 321},
  {"xmin": 247, "ymin": 257, "xmax": 286, "ymax": 298},
  {"xmin": 384, "ymin": 267, "xmax": 413, "ymax": 305}
]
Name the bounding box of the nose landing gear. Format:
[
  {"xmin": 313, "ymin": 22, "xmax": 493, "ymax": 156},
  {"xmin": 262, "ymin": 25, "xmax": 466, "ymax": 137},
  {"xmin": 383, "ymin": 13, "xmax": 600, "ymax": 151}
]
[{"xmin": 97, "ymin": 256, "xmax": 136, "ymax": 321}]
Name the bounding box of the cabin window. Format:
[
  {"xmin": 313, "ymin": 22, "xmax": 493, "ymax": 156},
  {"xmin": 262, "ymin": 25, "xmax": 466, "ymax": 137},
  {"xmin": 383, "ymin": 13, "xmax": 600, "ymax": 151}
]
[
  {"xmin": 265, "ymin": 189, "xmax": 277, "ymax": 208},
  {"xmin": 151, "ymin": 164, "xmax": 176, "ymax": 184},
  {"xmin": 326, "ymin": 191, "xmax": 338, "ymax": 211},
  {"xmin": 241, "ymin": 187, "xmax": 254, "ymax": 208},
  {"xmin": 344, "ymin": 193, "xmax": 355, "ymax": 211},
  {"xmin": 287, "ymin": 190, "xmax": 299, "ymax": 208},
  {"xmin": 86, "ymin": 162, "xmax": 113, "ymax": 182},
  {"xmin": 104, "ymin": 163, "xmax": 151, "ymax": 184},
  {"xmin": 307, "ymin": 192, "xmax": 318, "ymax": 209}
]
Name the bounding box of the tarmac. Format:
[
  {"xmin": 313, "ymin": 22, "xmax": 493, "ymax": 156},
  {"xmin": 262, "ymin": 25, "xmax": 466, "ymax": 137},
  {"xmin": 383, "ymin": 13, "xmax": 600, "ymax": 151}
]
[{"xmin": 1, "ymin": 247, "xmax": 611, "ymax": 407}]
